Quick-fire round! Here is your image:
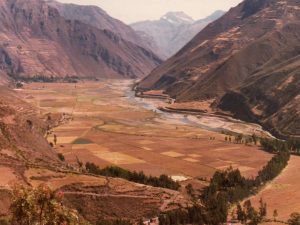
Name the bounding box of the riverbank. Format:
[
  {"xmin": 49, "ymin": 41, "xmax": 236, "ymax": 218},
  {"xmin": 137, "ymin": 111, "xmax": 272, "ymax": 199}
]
[{"xmin": 132, "ymin": 90, "xmax": 274, "ymax": 138}]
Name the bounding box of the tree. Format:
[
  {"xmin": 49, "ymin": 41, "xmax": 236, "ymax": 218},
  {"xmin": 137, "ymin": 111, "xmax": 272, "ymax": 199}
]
[
  {"xmin": 259, "ymin": 198, "xmax": 267, "ymax": 219},
  {"xmin": 273, "ymin": 209, "xmax": 278, "ymax": 221},
  {"xmin": 252, "ymin": 134, "xmax": 258, "ymax": 145},
  {"xmin": 138, "ymin": 219, "xmax": 144, "ymax": 225},
  {"xmin": 288, "ymin": 213, "xmax": 300, "ymax": 225},
  {"xmin": 10, "ymin": 185, "xmax": 86, "ymax": 225},
  {"xmin": 248, "ymin": 210, "xmax": 260, "ymax": 225},
  {"xmin": 54, "ymin": 134, "xmax": 57, "ymax": 146},
  {"xmin": 186, "ymin": 184, "xmax": 195, "ymax": 197},
  {"xmin": 236, "ymin": 203, "xmax": 246, "ymax": 224},
  {"xmin": 243, "ymin": 200, "xmax": 259, "ymax": 223},
  {"xmin": 235, "ymin": 134, "xmax": 243, "ymax": 144},
  {"xmin": 76, "ymin": 156, "xmax": 83, "ymax": 170},
  {"xmin": 16, "ymin": 82, "xmax": 23, "ymax": 89},
  {"xmin": 58, "ymin": 153, "xmax": 65, "ymax": 162}
]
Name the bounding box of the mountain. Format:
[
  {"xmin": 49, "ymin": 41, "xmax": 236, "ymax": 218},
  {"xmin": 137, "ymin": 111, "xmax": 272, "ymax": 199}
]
[
  {"xmin": 46, "ymin": 0, "xmax": 161, "ymax": 57},
  {"xmin": 131, "ymin": 10, "xmax": 225, "ymax": 58},
  {"xmin": 137, "ymin": 0, "xmax": 300, "ymax": 138},
  {"xmin": 0, "ymin": 0, "xmax": 162, "ymax": 82}
]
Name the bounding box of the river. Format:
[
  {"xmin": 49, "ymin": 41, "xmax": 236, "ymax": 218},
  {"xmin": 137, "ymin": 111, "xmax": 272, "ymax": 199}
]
[{"xmin": 124, "ymin": 81, "xmax": 274, "ymax": 138}]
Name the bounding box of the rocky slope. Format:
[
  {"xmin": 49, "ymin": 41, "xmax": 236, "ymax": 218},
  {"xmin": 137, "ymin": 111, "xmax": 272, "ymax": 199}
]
[
  {"xmin": 137, "ymin": 0, "xmax": 300, "ymax": 138},
  {"xmin": 0, "ymin": 86, "xmax": 62, "ymax": 211},
  {"xmin": 131, "ymin": 11, "xmax": 224, "ymax": 58},
  {"xmin": 46, "ymin": 0, "xmax": 161, "ymax": 57},
  {"xmin": 0, "ymin": 0, "xmax": 161, "ymax": 82}
]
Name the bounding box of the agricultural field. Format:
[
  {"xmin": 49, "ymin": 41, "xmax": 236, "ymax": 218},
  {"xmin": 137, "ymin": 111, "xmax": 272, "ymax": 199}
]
[
  {"xmin": 250, "ymin": 156, "xmax": 300, "ymax": 222},
  {"xmin": 20, "ymin": 80, "xmax": 272, "ymax": 183}
]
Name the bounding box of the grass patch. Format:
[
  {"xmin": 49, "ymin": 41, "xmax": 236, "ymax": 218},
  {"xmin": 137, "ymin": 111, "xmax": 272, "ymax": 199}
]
[{"xmin": 72, "ymin": 138, "xmax": 93, "ymax": 145}]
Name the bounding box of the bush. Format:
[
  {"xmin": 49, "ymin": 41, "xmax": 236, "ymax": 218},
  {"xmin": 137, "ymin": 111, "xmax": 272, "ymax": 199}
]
[
  {"xmin": 10, "ymin": 185, "xmax": 87, "ymax": 225},
  {"xmin": 0, "ymin": 218, "xmax": 9, "ymax": 225},
  {"xmin": 288, "ymin": 213, "xmax": 300, "ymax": 225},
  {"xmin": 16, "ymin": 82, "xmax": 23, "ymax": 89},
  {"xmin": 58, "ymin": 153, "xmax": 65, "ymax": 161}
]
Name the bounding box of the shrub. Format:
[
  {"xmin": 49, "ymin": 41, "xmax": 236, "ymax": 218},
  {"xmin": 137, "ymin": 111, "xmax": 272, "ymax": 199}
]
[
  {"xmin": 288, "ymin": 213, "xmax": 300, "ymax": 225},
  {"xmin": 58, "ymin": 153, "xmax": 65, "ymax": 161},
  {"xmin": 10, "ymin": 185, "xmax": 87, "ymax": 225}
]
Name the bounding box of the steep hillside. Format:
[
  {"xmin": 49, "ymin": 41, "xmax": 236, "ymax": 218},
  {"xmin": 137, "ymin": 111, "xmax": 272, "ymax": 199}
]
[
  {"xmin": 138, "ymin": 0, "xmax": 300, "ymax": 137},
  {"xmin": 131, "ymin": 11, "xmax": 224, "ymax": 58},
  {"xmin": 218, "ymin": 49, "xmax": 300, "ymax": 138},
  {"xmin": 0, "ymin": 0, "xmax": 161, "ymax": 82},
  {"xmin": 46, "ymin": 0, "xmax": 161, "ymax": 57},
  {"xmin": 0, "ymin": 87, "xmax": 61, "ymax": 183}
]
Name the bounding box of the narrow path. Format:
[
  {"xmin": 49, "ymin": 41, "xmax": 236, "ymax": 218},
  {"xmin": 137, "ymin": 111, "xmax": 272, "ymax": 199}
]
[{"xmin": 63, "ymin": 191, "xmax": 152, "ymax": 199}]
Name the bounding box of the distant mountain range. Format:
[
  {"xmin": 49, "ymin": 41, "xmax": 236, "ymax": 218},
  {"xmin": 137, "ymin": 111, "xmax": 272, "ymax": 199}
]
[
  {"xmin": 137, "ymin": 0, "xmax": 300, "ymax": 138},
  {"xmin": 131, "ymin": 10, "xmax": 225, "ymax": 58},
  {"xmin": 0, "ymin": 0, "xmax": 162, "ymax": 83}
]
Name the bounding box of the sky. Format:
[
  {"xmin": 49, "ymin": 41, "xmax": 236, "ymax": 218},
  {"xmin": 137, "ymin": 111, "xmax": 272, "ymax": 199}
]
[{"xmin": 57, "ymin": 0, "xmax": 243, "ymax": 24}]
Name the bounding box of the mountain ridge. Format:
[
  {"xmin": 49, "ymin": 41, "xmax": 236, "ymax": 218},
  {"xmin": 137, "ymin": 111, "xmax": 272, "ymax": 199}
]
[
  {"xmin": 0, "ymin": 0, "xmax": 162, "ymax": 82},
  {"xmin": 46, "ymin": 0, "xmax": 162, "ymax": 57},
  {"xmin": 137, "ymin": 0, "xmax": 300, "ymax": 138}
]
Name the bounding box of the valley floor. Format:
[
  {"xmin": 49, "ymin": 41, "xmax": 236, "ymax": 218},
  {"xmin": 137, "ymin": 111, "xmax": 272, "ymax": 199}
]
[
  {"xmin": 2, "ymin": 79, "xmax": 299, "ymax": 223},
  {"xmin": 20, "ymin": 80, "xmax": 271, "ymax": 181}
]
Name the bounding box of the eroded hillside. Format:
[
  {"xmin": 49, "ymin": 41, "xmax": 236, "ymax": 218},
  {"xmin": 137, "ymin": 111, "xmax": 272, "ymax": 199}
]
[{"xmin": 0, "ymin": 0, "xmax": 161, "ymax": 82}]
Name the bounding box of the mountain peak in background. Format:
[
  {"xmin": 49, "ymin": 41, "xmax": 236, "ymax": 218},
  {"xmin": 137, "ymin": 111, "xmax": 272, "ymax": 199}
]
[
  {"xmin": 161, "ymin": 11, "xmax": 195, "ymax": 25},
  {"xmin": 131, "ymin": 10, "xmax": 225, "ymax": 58}
]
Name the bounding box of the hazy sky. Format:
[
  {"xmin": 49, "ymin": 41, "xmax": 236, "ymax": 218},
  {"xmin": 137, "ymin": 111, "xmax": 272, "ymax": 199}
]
[{"xmin": 57, "ymin": 0, "xmax": 243, "ymax": 24}]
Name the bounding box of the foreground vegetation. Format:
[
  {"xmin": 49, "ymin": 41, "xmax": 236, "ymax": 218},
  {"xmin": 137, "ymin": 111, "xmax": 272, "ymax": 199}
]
[
  {"xmin": 9, "ymin": 185, "xmax": 84, "ymax": 225},
  {"xmin": 3, "ymin": 185, "xmax": 135, "ymax": 225},
  {"xmin": 7, "ymin": 181, "xmax": 300, "ymax": 225},
  {"xmin": 85, "ymin": 162, "xmax": 180, "ymax": 190}
]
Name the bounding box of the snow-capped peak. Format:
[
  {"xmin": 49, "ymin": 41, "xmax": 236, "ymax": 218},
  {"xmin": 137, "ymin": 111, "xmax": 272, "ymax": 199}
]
[{"xmin": 161, "ymin": 11, "xmax": 195, "ymax": 25}]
